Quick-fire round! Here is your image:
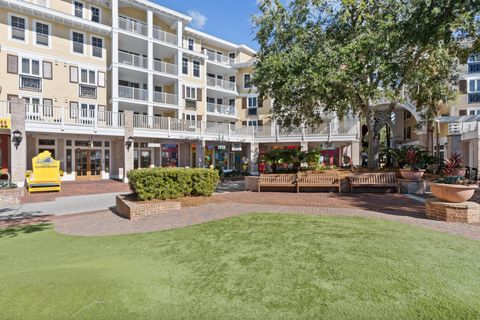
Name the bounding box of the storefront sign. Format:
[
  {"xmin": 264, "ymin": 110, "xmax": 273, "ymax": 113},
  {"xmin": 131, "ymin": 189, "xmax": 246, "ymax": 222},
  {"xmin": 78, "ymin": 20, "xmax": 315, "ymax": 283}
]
[
  {"xmin": 0, "ymin": 118, "xmax": 11, "ymax": 129},
  {"xmin": 231, "ymin": 143, "xmax": 242, "ymax": 152},
  {"xmin": 217, "ymin": 145, "xmax": 227, "ymax": 150},
  {"xmin": 147, "ymin": 143, "xmax": 161, "ymax": 148}
]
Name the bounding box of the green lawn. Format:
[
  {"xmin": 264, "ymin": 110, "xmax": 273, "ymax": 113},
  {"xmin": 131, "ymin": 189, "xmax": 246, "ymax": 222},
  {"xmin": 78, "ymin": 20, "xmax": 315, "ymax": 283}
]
[{"xmin": 1, "ymin": 214, "xmax": 480, "ymax": 320}]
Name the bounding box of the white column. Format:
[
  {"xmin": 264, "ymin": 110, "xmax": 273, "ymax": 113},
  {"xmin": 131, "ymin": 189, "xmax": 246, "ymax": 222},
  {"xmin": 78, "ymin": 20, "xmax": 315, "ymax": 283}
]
[
  {"xmin": 176, "ymin": 20, "xmax": 183, "ymax": 47},
  {"xmin": 351, "ymin": 140, "xmax": 361, "ymax": 167},
  {"xmin": 248, "ymin": 142, "xmax": 259, "ymax": 173},
  {"xmin": 196, "ymin": 140, "xmax": 205, "ymax": 168},
  {"xmin": 111, "ymin": 0, "xmax": 118, "ymax": 29},
  {"xmin": 147, "ymin": 8, "xmax": 153, "ymax": 38},
  {"xmin": 111, "ymin": 0, "xmax": 119, "ymax": 100},
  {"xmin": 300, "ymin": 141, "xmax": 308, "ymax": 152}
]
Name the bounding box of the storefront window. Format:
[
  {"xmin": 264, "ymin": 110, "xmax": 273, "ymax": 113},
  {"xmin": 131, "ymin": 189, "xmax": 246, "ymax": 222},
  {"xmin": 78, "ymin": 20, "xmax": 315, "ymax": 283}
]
[
  {"xmin": 66, "ymin": 149, "xmax": 73, "ymax": 174},
  {"xmin": 140, "ymin": 150, "xmax": 151, "ymax": 168},
  {"xmin": 161, "ymin": 144, "xmax": 178, "ymax": 167},
  {"xmin": 133, "ymin": 150, "xmax": 139, "ymax": 169},
  {"xmin": 104, "ymin": 149, "xmax": 110, "ymax": 173}
]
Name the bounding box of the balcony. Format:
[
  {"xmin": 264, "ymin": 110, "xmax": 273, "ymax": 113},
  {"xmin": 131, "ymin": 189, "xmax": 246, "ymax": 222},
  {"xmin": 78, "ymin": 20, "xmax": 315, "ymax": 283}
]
[
  {"xmin": 468, "ymin": 93, "xmax": 480, "ymax": 104},
  {"xmin": 79, "ymin": 84, "xmax": 97, "ymax": 99},
  {"xmin": 468, "ymin": 62, "xmax": 480, "ymax": 74},
  {"xmin": 118, "ymin": 51, "xmax": 148, "ymax": 69},
  {"xmin": 153, "ymin": 60, "xmax": 178, "ymax": 76},
  {"xmin": 207, "ymin": 77, "xmax": 236, "ymax": 92},
  {"xmin": 118, "ymin": 85, "xmax": 148, "ymax": 101},
  {"xmin": 153, "ymin": 27, "xmax": 177, "ymax": 46},
  {"xmin": 118, "ymin": 16, "xmax": 147, "ymax": 36},
  {"xmin": 207, "ymin": 103, "xmax": 235, "ymax": 116},
  {"xmin": 153, "ymin": 91, "xmax": 178, "ymax": 106},
  {"xmin": 205, "ymin": 51, "xmax": 235, "ymax": 65},
  {"xmin": 19, "ymin": 75, "xmax": 42, "ymax": 91}
]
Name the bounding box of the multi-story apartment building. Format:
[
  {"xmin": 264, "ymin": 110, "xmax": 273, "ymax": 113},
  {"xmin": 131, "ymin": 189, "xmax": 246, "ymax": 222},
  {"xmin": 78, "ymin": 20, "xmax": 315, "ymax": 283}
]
[{"xmin": 0, "ymin": 0, "xmax": 361, "ymax": 186}]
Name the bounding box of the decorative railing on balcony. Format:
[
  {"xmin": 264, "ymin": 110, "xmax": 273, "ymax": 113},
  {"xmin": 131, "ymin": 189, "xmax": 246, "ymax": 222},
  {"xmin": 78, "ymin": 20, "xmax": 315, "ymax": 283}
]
[
  {"xmin": 19, "ymin": 75, "xmax": 42, "ymax": 91},
  {"xmin": 468, "ymin": 93, "xmax": 480, "ymax": 104},
  {"xmin": 118, "ymin": 16, "xmax": 147, "ymax": 36},
  {"xmin": 468, "ymin": 62, "xmax": 480, "ymax": 74},
  {"xmin": 207, "ymin": 77, "xmax": 236, "ymax": 92},
  {"xmin": 153, "ymin": 60, "xmax": 178, "ymax": 75},
  {"xmin": 79, "ymin": 84, "xmax": 97, "ymax": 99},
  {"xmin": 24, "ymin": 104, "xmax": 124, "ymax": 128},
  {"xmin": 153, "ymin": 92, "xmax": 178, "ymax": 105},
  {"xmin": 152, "ymin": 27, "xmax": 177, "ymax": 45},
  {"xmin": 118, "ymin": 85, "xmax": 148, "ymax": 101},
  {"xmin": 118, "ymin": 51, "xmax": 148, "ymax": 69},
  {"xmin": 205, "ymin": 51, "xmax": 236, "ymax": 65},
  {"xmin": 207, "ymin": 103, "xmax": 236, "ymax": 116}
]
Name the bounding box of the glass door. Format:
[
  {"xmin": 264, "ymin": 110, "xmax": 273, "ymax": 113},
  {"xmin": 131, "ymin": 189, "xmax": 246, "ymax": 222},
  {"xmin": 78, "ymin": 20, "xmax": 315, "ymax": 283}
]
[{"xmin": 75, "ymin": 149, "xmax": 102, "ymax": 180}]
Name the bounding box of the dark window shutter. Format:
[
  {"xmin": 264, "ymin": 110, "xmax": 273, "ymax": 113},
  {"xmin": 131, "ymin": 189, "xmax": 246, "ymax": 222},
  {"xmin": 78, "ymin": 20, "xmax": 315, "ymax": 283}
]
[
  {"xmin": 459, "ymin": 80, "xmax": 467, "ymax": 94},
  {"xmin": 182, "ymin": 85, "xmax": 185, "ymax": 99},
  {"xmin": 7, "ymin": 94, "xmax": 18, "ymax": 101},
  {"xmin": 69, "ymin": 66, "xmax": 78, "ymax": 83},
  {"xmin": 7, "ymin": 55, "xmax": 18, "ymax": 74},
  {"xmin": 42, "ymin": 61, "xmax": 53, "ymax": 79},
  {"xmin": 459, "ymin": 109, "xmax": 467, "ymax": 116},
  {"xmin": 69, "ymin": 101, "xmax": 78, "ymax": 118},
  {"xmin": 197, "ymin": 115, "xmax": 202, "ymax": 122},
  {"xmin": 258, "ymin": 120, "xmax": 263, "ymax": 126},
  {"xmin": 197, "ymin": 88, "xmax": 202, "ymax": 102},
  {"xmin": 242, "ymin": 121, "xmax": 247, "ymax": 125},
  {"xmin": 258, "ymin": 97, "xmax": 263, "ymax": 108},
  {"xmin": 242, "ymin": 97, "xmax": 247, "ymax": 109},
  {"xmin": 43, "ymin": 98, "xmax": 53, "ymax": 107}
]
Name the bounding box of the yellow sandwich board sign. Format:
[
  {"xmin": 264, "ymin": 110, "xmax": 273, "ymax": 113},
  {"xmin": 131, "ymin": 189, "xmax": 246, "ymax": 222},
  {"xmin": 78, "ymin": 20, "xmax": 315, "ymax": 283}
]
[{"xmin": 0, "ymin": 118, "xmax": 10, "ymax": 129}]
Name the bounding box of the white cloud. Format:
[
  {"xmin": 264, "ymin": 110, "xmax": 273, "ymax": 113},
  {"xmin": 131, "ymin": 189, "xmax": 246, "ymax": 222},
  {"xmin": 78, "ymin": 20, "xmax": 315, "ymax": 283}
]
[{"xmin": 188, "ymin": 10, "xmax": 207, "ymax": 30}]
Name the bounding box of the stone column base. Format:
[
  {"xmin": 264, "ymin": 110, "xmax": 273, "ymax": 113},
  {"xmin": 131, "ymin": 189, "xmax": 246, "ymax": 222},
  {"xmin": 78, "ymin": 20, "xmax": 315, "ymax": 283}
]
[
  {"xmin": 397, "ymin": 179, "xmax": 427, "ymax": 194},
  {"xmin": 425, "ymin": 200, "xmax": 480, "ymax": 224}
]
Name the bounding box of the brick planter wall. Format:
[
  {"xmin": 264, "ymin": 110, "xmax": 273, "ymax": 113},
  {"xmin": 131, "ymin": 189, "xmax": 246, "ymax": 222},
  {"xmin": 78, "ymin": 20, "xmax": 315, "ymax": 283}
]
[
  {"xmin": 0, "ymin": 188, "xmax": 24, "ymax": 206},
  {"xmin": 116, "ymin": 195, "xmax": 181, "ymax": 220},
  {"xmin": 245, "ymin": 176, "xmax": 259, "ymax": 191},
  {"xmin": 425, "ymin": 200, "xmax": 480, "ymax": 224}
]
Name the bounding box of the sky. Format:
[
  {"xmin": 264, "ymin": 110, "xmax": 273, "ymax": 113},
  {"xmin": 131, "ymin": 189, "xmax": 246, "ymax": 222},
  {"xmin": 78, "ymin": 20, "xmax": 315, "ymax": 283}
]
[{"xmin": 153, "ymin": 0, "xmax": 261, "ymax": 50}]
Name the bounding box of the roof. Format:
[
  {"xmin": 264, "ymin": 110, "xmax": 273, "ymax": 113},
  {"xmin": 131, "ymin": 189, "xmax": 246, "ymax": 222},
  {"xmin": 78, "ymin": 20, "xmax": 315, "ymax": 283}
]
[{"xmin": 184, "ymin": 26, "xmax": 256, "ymax": 54}]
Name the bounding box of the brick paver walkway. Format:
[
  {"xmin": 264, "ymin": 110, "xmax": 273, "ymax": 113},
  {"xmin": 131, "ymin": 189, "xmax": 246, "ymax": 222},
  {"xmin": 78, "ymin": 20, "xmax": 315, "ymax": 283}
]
[{"xmin": 44, "ymin": 192, "xmax": 480, "ymax": 240}]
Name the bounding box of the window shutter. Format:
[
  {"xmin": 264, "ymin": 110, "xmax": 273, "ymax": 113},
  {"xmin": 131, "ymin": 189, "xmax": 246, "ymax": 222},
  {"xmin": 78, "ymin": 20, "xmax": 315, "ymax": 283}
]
[
  {"xmin": 182, "ymin": 85, "xmax": 185, "ymax": 99},
  {"xmin": 242, "ymin": 121, "xmax": 247, "ymax": 125},
  {"xmin": 258, "ymin": 120, "xmax": 263, "ymax": 126},
  {"xmin": 7, "ymin": 94, "xmax": 18, "ymax": 101},
  {"xmin": 98, "ymin": 71, "xmax": 105, "ymax": 87},
  {"xmin": 197, "ymin": 115, "xmax": 202, "ymax": 122},
  {"xmin": 43, "ymin": 98, "xmax": 53, "ymax": 107},
  {"xmin": 196, "ymin": 88, "xmax": 202, "ymax": 102},
  {"xmin": 459, "ymin": 80, "xmax": 467, "ymax": 94},
  {"xmin": 69, "ymin": 101, "xmax": 78, "ymax": 118},
  {"xmin": 258, "ymin": 97, "xmax": 263, "ymax": 108},
  {"xmin": 69, "ymin": 66, "xmax": 78, "ymax": 83},
  {"xmin": 7, "ymin": 55, "xmax": 18, "ymax": 74},
  {"xmin": 242, "ymin": 97, "xmax": 247, "ymax": 109},
  {"xmin": 459, "ymin": 110, "xmax": 467, "ymax": 116},
  {"xmin": 42, "ymin": 61, "xmax": 53, "ymax": 79}
]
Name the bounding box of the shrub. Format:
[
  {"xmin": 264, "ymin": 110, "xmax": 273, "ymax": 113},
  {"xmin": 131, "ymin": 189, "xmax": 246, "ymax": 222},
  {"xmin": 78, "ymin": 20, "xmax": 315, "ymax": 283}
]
[{"xmin": 127, "ymin": 168, "xmax": 220, "ymax": 201}]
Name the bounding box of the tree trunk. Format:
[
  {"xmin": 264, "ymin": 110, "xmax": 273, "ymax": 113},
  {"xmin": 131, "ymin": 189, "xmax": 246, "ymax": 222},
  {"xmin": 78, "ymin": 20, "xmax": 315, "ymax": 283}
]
[{"xmin": 366, "ymin": 108, "xmax": 380, "ymax": 170}]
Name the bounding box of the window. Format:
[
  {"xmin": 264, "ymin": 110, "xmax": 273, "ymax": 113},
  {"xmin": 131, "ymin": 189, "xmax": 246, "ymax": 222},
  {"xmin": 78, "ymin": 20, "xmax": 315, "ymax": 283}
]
[
  {"xmin": 468, "ymin": 108, "xmax": 480, "ymax": 116},
  {"xmin": 188, "ymin": 38, "xmax": 194, "ymax": 51},
  {"xmin": 182, "ymin": 58, "xmax": 188, "ymax": 75},
  {"xmin": 80, "ymin": 68, "xmax": 96, "ymax": 85},
  {"xmin": 229, "ymin": 76, "xmax": 236, "ymax": 83},
  {"xmin": 469, "ymin": 79, "xmax": 480, "ymax": 93},
  {"xmin": 248, "ymin": 97, "xmax": 257, "ymax": 108},
  {"xmin": 35, "ymin": 22, "xmax": 49, "ymax": 46},
  {"xmin": 91, "ymin": 36, "xmax": 103, "ymax": 58},
  {"xmin": 72, "ymin": 31, "xmax": 85, "ymax": 54},
  {"xmin": 74, "ymin": 1, "xmax": 83, "ymax": 18},
  {"xmin": 10, "ymin": 16, "xmax": 26, "ymax": 41},
  {"xmin": 404, "ymin": 110, "xmax": 411, "ymax": 120},
  {"xmin": 229, "ymin": 52, "xmax": 236, "ymax": 59},
  {"xmin": 91, "ymin": 6, "xmax": 100, "ymax": 23},
  {"xmin": 248, "ymin": 120, "xmax": 257, "ymax": 127},
  {"xmin": 185, "ymin": 86, "xmax": 197, "ymax": 100},
  {"xmin": 185, "ymin": 114, "xmax": 196, "ymax": 121},
  {"xmin": 193, "ymin": 60, "xmax": 200, "ymax": 77},
  {"xmin": 21, "ymin": 58, "xmax": 41, "ymax": 76},
  {"xmin": 404, "ymin": 126, "xmax": 411, "ymax": 140},
  {"xmin": 244, "ymin": 74, "xmax": 252, "ymax": 88}
]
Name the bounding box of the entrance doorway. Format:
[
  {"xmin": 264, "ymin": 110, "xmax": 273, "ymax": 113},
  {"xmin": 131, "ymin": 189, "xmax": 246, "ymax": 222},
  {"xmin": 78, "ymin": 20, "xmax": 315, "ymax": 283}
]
[
  {"xmin": 0, "ymin": 135, "xmax": 9, "ymax": 175},
  {"xmin": 75, "ymin": 149, "xmax": 102, "ymax": 180}
]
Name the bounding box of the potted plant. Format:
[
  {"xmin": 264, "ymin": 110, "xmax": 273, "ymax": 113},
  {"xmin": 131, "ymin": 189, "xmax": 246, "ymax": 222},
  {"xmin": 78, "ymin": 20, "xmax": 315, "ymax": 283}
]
[
  {"xmin": 430, "ymin": 176, "xmax": 478, "ymax": 203},
  {"xmin": 444, "ymin": 153, "xmax": 466, "ymax": 177},
  {"xmin": 397, "ymin": 148, "xmax": 425, "ymax": 180}
]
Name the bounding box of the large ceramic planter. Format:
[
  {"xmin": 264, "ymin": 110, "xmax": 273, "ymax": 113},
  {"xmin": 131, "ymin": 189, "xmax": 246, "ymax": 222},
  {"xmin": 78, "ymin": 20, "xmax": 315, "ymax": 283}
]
[
  {"xmin": 430, "ymin": 183, "xmax": 478, "ymax": 203},
  {"xmin": 399, "ymin": 169, "xmax": 425, "ymax": 181}
]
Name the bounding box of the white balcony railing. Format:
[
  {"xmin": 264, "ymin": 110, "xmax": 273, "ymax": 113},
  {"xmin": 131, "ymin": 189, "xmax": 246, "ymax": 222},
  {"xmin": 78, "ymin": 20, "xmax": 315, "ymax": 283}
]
[
  {"xmin": 207, "ymin": 77, "xmax": 236, "ymax": 92},
  {"xmin": 207, "ymin": 103, "xmax": 236, "ymax": 116},
  {"xmin": 153, "ymin": 27, "xmax": 177, "ymax": 45},
  {"xmin": 153, "ymin": 60, "xmax": 178, "ymax": 75},
  {"xmin": 118, "ymin": 85, "xmax": 148, "ymax": 101},
  {"xmin": 118, "ymin": 16, "xmax": 147, "ymax": 36},
  {"xmin": 118, "ymin": 51, "xmax": 148, "ymax": 69},
  {"xmin": 205, "ymin": 51, "xmax": 235, "ymax": 65},
  {"xmin": 153, "ymin": 92, "xmax": 178, "ymax": 105}
]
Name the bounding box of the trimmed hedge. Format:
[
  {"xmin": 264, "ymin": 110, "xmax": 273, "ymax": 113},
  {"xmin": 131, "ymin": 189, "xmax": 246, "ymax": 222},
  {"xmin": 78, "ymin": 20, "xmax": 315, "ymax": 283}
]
[{"xmin": 127, "ymin": 168, "xmax": 220, "ymax": 201}]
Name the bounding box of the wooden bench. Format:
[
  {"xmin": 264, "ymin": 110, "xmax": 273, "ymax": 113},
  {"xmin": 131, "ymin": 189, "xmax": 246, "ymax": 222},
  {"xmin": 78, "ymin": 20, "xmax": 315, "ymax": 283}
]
[
  {"xmin": 296, "ymin": 173, "xmax": 341, "ymax": 193},
  {"xmin": 258, "ymin": 174, "xmax": 297, "ymax": 192},
  {"xmin": 349, "ymin": 173, "xmax": 397, "ymax": 193}
]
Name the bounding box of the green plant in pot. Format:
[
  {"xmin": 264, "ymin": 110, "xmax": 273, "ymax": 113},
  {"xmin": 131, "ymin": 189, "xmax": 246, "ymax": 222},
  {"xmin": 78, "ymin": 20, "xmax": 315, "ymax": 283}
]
[
  {"xmin": 443, "ymin": 153, "xmax": 466, "ymax": 177},
  {"xmin": 430, "ymin": 176, "xmax": 478, "ymax": 203},
  {"xmin": 395, "ymin": 147, "xmax": 426, "ymax": 180}
]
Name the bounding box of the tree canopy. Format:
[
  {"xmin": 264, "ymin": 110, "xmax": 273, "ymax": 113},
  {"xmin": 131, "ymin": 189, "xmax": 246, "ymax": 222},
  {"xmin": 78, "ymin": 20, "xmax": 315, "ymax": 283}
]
[{"xmin": 252, "ymin": 0, "xmax": 480, "ymax": 168}]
